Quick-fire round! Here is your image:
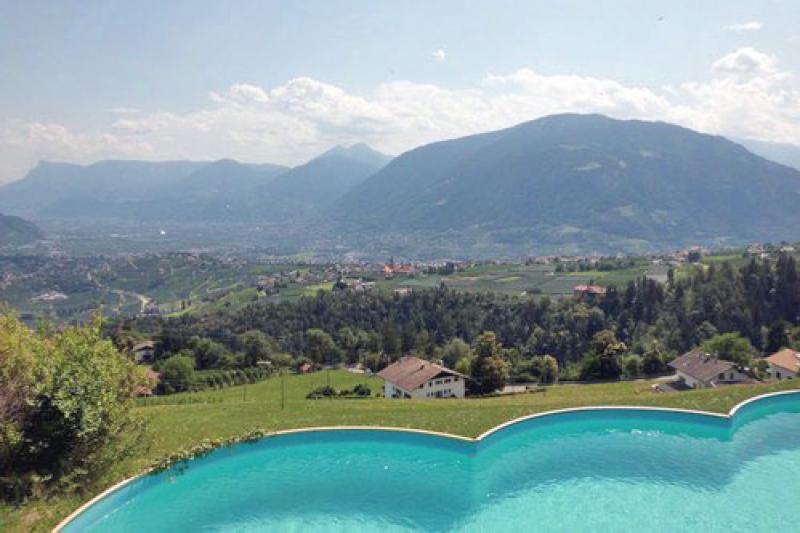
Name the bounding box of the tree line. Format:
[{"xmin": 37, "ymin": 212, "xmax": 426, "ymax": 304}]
[{"xmin": 116, "ymin": 254, "xmax": 800, "ymax": 387}]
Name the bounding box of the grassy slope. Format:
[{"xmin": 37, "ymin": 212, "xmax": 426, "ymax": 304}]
[{"xmin": 4, "ymin": 371, "xmax": 799, "ymax": 531}]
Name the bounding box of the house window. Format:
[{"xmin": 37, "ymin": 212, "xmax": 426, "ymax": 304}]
[
  {"xmin": 729, "ymin": 372, "xmax": 734, "ymax": 380},
  {"xmin": 776, "ymin": 372, "xmax": 782, "ymax": 379},
  {"xmin": 718, "ymin": 373, "xmax": 724, "ymax": 380}
]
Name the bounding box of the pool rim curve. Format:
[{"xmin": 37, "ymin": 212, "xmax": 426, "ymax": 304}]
[{"xmin": 53, "ymin": 388, "xmax": 800, "ymax": 532}]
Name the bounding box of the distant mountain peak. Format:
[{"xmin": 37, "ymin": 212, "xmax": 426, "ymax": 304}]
[{"xmin": 316, "ymin": 143, "xmax": 392, "ymax": 167}]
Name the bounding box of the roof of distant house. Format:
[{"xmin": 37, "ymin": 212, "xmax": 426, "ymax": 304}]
[
  {"xmin": 766, "ymin": 348, "xmax": 800, "ymax": 374},
  {"xmin": 133, "ymin": 340, "xmax": 155, "ymax": 351},
  {"xmin": 668, "ymin": 351, "xmax": 735, "ymax": 382},
  {"xmin": 574, "ymin": 284, "xmax": 607, "ymax": 295},
  {"xmin": 378, "ymin": 356, "xmax": 467, "ymax": 391},
  {"xmin": 383, "ymin": 263, "xmax": 415, "ymax": 274}
]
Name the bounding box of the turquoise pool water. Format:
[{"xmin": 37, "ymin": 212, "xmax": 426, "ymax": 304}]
[{"xmin": 64, "ymin": 393, "xmax": 800, "ymax": 532}]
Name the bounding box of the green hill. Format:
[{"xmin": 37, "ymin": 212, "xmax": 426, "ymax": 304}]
[
  {"xmin": 333, "ymin": 114, "xmax": 800, "ymax": 251},
  {"xmin": 0, "ymin": 213, "xmax": 43, "ymax": 246}
]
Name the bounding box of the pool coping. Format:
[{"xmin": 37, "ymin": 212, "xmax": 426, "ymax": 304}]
[{"xmin": 52, "ymin": 388, "xmax": 800, "ymax": 532}]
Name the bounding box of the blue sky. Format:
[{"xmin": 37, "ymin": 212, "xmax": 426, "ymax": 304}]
[{"xmin": 1, "ymin": 0, "xmax": 799, "ymax": 182}]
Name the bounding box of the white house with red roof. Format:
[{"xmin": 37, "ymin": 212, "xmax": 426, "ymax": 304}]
[{"xmin": 377, "ymin": 356, "xmax": 467, "ymax": 399}]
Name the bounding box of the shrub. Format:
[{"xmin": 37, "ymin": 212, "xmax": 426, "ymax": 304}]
[
  {"xmin": 352, "ymin": 383, "xmax": 371, "ymax": 396},
  {"xmin": 158, "ymin": 355, "xmax": 196, "ymax": 394},
  {"xmin": 0, "ymin": 313, "xmax": 146, "ymax": 502},
  {"xmin": 306, "ymin": 386, "xmax": 338, "ymax": 399}
]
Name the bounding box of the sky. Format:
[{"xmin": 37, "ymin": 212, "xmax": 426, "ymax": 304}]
[{"xmin": 1, "ymin": 0, "xmax": 799, "ymax": 183}]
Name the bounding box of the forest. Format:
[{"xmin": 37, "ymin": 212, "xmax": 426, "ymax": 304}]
[{"xmin": 114, "ymin": 254, "xmax": 800, "ymax": 387}]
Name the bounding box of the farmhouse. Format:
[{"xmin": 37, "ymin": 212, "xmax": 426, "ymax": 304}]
[
  {"xmin": 573, "ymin": 284, "xmax": 607, "ymax": 300},
  {"xmin": 383, "ymin": 259, "xmax": 416, "ymax": 277},
  {"xmin": 765, "ymin": 348, "xmax": 800, "ymax": 380},
  {"xmin": 668, "ymin": 350, "xmax": 749, "ymax": 389},
  {"xmin": 132, "ymin": 340, "xmax": 155, "ymax": 364},
  {"xmin": 378, "ymin": 356, "xmax": 467, "ymax": 399}
]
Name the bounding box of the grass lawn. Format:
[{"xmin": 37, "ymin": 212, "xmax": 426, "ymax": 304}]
[{"xmin": 4, "ymin": 371, "xmax": 799, "ymax": 532}]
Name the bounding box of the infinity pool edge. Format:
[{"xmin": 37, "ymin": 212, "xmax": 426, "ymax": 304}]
[{"xmin": 53, "ymin": 388, "xmax": 800, "ymax": 532}]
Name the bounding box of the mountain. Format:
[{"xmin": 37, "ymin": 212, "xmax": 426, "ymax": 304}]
[
  {"xmin": 332, "ymin": 114, "xmax": 800, "ymax": 251},
  {"xmin": 0, "ymin": 160, "xmax": 207, "ymax": 217},
  {"xmin": 263, "ymin": 144, "xmax": 391, "ymax": 216},
  {"xmin": 0, "ymin": 159, "xmax": 287, "ymax": 221},
  {"xmin": 737, "ymin": 139, "xmax": 800, "ymax": 172},
  {"xmin": 0, "ymin": 213, "xmax": 44, "ymax": 246},
  {"xmin": 0, "ymin": 146, "xmax": 387, "ymax": 224}
]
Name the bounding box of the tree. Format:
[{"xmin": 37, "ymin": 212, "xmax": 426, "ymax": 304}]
[
  {"xmin": 380, "ymin": 322, "xmax": 402, "ymax": 357},
  {"xmin": 1, "ymin": 313, "xmax": 145, "ymax": 502},
  {"xmin": 531, "ymin": 355, "xmax": 559, "ymax": 383},
  {"xmin": 157, "ymin": 354, "xmax": 196, "ymax": 394},
  {"xmin": 701, "ymin": 332, "xmax": 755, "ymax": 366},
  {"xmin": 641, "ymin": 344, "xmax": 668, "ymax": 375},
  {"xmin": 623, "ymin": 354, "xmax": 642, "ymax": 377},
  {"xmin": 454, "ymin": 356, "xmax": 472, "ymax": 376},
  {"xmin": 765, "ymin": 321, "xmax": 789, "ymax": 354},
  {"xmin": 305, "ymin": 329, "xmax": 342, "ymax": 365},
  {"xmin": 580, "ymin": 330, "xmax": 626, "ymax": 380},
  {"xmin": 469, "ymin": 332, "xmax": 509, "ymax": 394},
  {"xmin": 237, "ymin": 330, "xmax": 276, "ymax": 367},
  {"xmin": 441, "ymin": 338, "xmax": 471, "ymax": 369},
  {"xmin": 189, "ymin": 337, "xmax": 228, "ymax": 370}
]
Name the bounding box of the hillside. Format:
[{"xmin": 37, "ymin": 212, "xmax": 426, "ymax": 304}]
[
  {"xmin": 262, "ymin": 143, "xmax": 391, "ymax": 216},
  {"xmin": 333, "ymin": 114, "xmax": 800, "ymax": 252},
  {"xmin": 0, "ymin": 213, "xmax": 44, "ymax": 245}
]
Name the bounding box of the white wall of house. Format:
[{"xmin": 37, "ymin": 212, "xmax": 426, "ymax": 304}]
[
  {"xmin": 384, "ymin": 381, "xmax": 410, "ymax": 398},
  {"xmin": 677, "ymin": 368, "xmax": 748, "ymax": 389},
  {"xmin": 133, "ymin": 347, "xmax": 154, "ymax": 364},
  {"xmin": 767, "ymin": 363, "xmax": 796, "ymax": 381},
  {"xmin": 384, "ymin": 375, "xmax": 465, "ymax": 399},
  {"xmin": 677, "ymin": 370, "xmax": 704, "ymax": 389}
]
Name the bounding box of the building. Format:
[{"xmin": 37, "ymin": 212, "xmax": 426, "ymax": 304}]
[
  {"xmin": 765, "ymin": 348, "xmax": 800, "ymax": 380},
  {"xmin": 378, "ymin": 356, "xmax": 467, "ymax": 399},
  {"xmin": 132, "ymin": 341, "xmax": 155, "ymax": 364},
  {"xmin": 383, "ymin": 258, "xmax": 416, "ymax": 277},
  {"xmin": 573, "ymin": 284, "xmax": 607, "ymax": 299},
  {"xmin": 668, "ymin": 351, "xmax": 749, "ymax": 389}
]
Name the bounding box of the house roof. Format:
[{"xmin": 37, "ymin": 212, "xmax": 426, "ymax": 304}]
[
  {"xmin": 766, "ymin": 348, "xmax": 800, "ymax": 374},
  {"xmin": 133, "ymin": 341, "xmax": 155, "ymax": 351},
  {"xmin": 668, "ymin": 351, "xmax": 735, "ymax": 383},
  {"xmin": 377, "ymin": 356, "xmax": 467, "ymax": 391},
  {"xmin": 574, "ymin": 284, "xmax": 607, "ymax": 295},
  {"xmin": 384, "ymin": 263, "xmax": 415, "ymax": 274}
]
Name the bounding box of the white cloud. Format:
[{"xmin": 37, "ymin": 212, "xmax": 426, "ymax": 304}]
[
  {"xmin": 432, "ymin": 49, "xmax": 446, "ymax": 62},
  {"xmin": 2, "ymin": 46, "xmax": 800, "ymax": 183},
  {"xmin": 727, "ymin": 21, "xmax": 764, "ymax": 31},
  {"xmin": 711, "ymin": 47, "xmax": 779, "ymax": 77}
]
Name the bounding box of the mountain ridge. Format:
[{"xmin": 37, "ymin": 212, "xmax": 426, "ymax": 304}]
[{"xmin": 332, "ymin": 114, "xmax": 800, "ymax": 250}]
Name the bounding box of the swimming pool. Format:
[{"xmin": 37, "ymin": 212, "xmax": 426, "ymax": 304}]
[{"xmin": 60, "ymin": 391, "xmax": 800, "ymax": 532}]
